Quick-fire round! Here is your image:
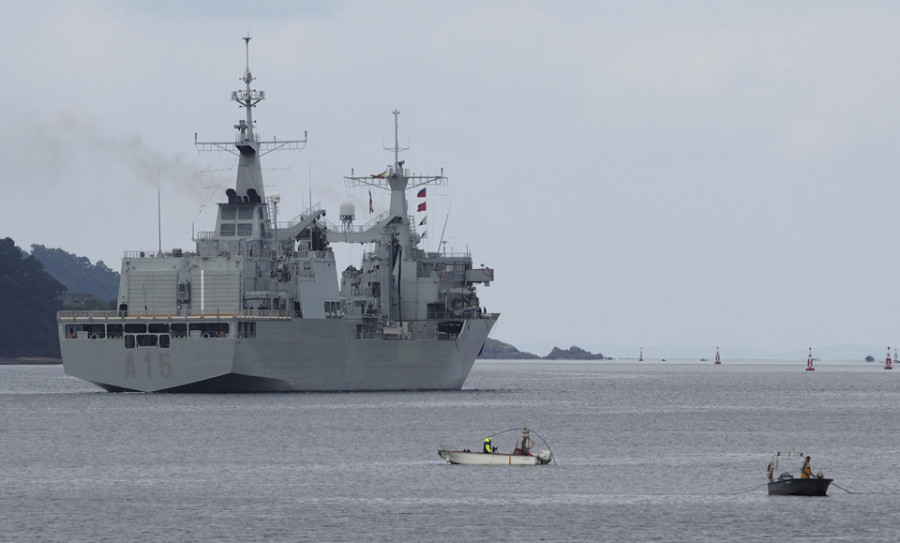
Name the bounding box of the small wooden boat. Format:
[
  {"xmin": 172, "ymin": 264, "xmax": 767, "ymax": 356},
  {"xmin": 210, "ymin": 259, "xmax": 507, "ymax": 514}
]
[
  {"xmin": 438, "ymin": 427, "xmax": 552, "ymax": 466},
  {"xmin": 766, "ymin": 452, "xmax": 832, "ymax": 496}
]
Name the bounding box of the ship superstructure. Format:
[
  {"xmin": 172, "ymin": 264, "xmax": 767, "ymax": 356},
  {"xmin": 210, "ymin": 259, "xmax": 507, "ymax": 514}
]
[{"xmin": 57, "ymin": 38, "xmax": 497, "ymax": 392}]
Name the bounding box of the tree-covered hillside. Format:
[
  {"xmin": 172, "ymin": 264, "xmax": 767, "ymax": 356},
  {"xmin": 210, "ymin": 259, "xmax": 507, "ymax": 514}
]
[
  {"xmin": 30, "ymin": 244, "xmax": 119, "ymax": 303},
  {"xmin": 0, "ymin": 238, "xmax": 65, "ymax": 358}
]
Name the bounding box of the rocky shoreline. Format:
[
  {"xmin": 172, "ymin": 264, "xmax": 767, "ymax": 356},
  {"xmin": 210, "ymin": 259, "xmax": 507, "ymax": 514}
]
[{"xmin": 479, "ymin": 338, "xmax": 609, "ymax": 360}]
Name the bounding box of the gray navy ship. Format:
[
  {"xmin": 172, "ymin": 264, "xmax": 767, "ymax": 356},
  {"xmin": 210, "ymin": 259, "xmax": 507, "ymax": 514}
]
[{"xmin": 57, "ymin": 37, "xmax": 497, "ymax": 392}]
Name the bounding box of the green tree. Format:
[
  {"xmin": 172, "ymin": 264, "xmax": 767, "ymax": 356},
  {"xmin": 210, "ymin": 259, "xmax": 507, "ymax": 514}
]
[
  {"xmin": 30, "ymin": 244, "xmax": 118, "ymax": 303},
  {"xmin": 0, "ymin": 238, "xmax": 66, "ymax": 358}
]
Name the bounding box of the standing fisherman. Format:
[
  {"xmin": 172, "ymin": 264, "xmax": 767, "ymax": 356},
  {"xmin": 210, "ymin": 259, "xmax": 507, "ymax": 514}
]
[{"xmin": 801, "ymin": 456, "xmax": 813, "ymax": 479}]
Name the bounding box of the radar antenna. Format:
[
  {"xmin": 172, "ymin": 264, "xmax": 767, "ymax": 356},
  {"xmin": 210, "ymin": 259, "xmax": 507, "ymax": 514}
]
[
  {"xmin": 193, "ymin": 36, "xmax": 308, "ymax": 206},
  {"xmin": 194, "ymin": 35, "xmax": 308, "ymax": 159},
  {"xmin": 344, "ymin": 110, "xmax": 447, "ymax": 192}
]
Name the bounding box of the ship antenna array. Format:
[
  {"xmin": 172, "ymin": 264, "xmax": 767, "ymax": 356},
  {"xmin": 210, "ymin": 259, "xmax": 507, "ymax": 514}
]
[
  {"xmin": 156, "ymin": 157, "xmax": 162, "ymax": 256},
  {"xmin": 343, "ymin": 110, "xmax": 448, "ymax": 191},
  {"xmin": 194, "ymin": 35, "xmax": 308, "ymax": 158},
  {"xmin": 385, "ymin": 109, "xmax": 410, "ymax": 165},
  {"xmin": 438, "ymin": 200, "xmax": 452, "ymax": 250}
]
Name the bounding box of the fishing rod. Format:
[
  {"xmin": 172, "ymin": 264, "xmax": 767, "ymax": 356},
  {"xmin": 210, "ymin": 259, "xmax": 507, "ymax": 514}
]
[
  {"xmin": 830, "ymin": 482, "xmax": 853, "ymax": 494},
  {"xmin": 484, "ymin": 427, "xmax": 557, "ymax": 465},
  {"xmin": 730, "ymin": 482, "xmax": 769, "ymax": 495},
  {"xmin": 485, "ymin": 427, "xmax": 525, "ymax": 439}
]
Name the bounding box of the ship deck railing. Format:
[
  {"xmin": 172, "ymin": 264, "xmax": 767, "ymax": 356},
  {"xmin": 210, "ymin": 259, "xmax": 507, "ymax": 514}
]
[
  {"xmin": 123, "ymin": 250, "xmax": 194, "ymax": 258},
  {"xmin": 58, "ymin": 310, "xmax": 293, "ymax": 321},
  {"xmin": 59, "ymin": 310, "xmax": 498, "ymax": 323}
]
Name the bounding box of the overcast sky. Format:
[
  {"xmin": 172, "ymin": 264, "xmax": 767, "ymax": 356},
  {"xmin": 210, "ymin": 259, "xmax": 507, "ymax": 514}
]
[{"xmin": 4, "ymin": 1, "xmax": 900, "ymax": 358}]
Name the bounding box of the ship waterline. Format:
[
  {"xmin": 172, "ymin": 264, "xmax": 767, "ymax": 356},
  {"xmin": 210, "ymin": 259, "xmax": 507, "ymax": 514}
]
[
  {"xmin": 59, "ymin": 313, "xmax": 494, "ymax": 392},
  {"xmin": 57, "ymin": 37, "xmax": 496, "ymax": 392}
]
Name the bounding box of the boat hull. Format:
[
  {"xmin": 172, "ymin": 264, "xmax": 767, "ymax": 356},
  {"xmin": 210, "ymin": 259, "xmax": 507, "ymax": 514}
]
[
  {"xmin": 437, "ymin": 449, "xmax": 549, "ymax": 465},
  {"xmin": 767, "ymin": 478, "xmax": 832, "ymax": 496},
  {"xmin": 59, "ymin": 316, "xmax": 495, "ymax": 392}
]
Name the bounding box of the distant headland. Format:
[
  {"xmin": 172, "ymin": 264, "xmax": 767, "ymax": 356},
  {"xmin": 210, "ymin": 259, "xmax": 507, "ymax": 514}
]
[{"xmin": 479, "ymin": 338, "xmax": 609, "ymax": 360}]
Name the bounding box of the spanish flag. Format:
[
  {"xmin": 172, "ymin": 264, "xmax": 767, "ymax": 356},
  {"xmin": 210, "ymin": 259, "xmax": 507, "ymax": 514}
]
[{"xmin": 371, "ymin": 170, "xmax": 387, "ymax": 179}]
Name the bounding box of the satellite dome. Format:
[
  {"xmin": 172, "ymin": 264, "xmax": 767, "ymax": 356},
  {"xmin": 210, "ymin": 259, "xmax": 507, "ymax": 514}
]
[{"xmin": 339, "ymin": 201, "xmax": 355, "ymax": 223}]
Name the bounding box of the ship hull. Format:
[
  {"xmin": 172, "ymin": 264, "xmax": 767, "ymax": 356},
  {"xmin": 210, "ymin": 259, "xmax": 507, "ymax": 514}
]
[
  {"xmin": 767, "ymin": 478, "xmax": 832, "ymax": 496},
  {"xmin": 59, "ymin": 317, "xmax": 494, "ymax": 393},
  {"xmin": 437, "ymin": 450, "xmax": 547, "ymax": 465}
]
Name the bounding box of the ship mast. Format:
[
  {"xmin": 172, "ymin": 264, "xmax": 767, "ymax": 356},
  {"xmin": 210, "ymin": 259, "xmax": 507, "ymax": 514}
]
[
  {"xmin": 343, "ymin": 110, "xmax": 447, "ymax": 251},
  {"xmin": 194, "ymin": 36, "xmax": 307, "ymax": 221},
  {"xmin": 385, "ymin": 109, "xmax": 411, "ymax": 223},
  {"xmin": 236, "ymin": 35, "xmax": 262, "ymax": 200},
  {"xmin": 342, "ymin": 111, "xmax": 449, "ymax": 322}
]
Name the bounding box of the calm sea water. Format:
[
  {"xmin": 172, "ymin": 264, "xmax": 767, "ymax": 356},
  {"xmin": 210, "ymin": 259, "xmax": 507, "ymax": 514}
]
[{"xmin": 1, "ymin": 360, "xmax": 898, "ymax": 542}]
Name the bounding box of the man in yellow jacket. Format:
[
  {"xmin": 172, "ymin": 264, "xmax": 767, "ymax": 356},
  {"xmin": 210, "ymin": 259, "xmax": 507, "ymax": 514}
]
[
  {"xmin": 800, "ymin": 456, "xmax": 813, "ymax": 479},
  {"xmin": 483, "ymin": 437, "xmax": 493, "ymax": 454}
]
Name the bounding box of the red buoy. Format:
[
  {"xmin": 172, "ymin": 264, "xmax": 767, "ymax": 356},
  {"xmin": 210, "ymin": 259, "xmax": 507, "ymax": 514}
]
[
  {"xmin": 714, "ymin": 347, "xmax": 721, "ymax": 365},
  {"xmin": 806, "ymin": 347, "xmax": 815, "ymax": 371},
  {"xmin": 886, "ymin": 346, "xmax": 893, "ymax": 370}
]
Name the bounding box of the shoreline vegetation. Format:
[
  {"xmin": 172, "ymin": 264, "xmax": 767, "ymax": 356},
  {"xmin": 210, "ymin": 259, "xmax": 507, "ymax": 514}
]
[{"xmin": 0, "ymin": 357, "xmax": 62, "ymax": 365}]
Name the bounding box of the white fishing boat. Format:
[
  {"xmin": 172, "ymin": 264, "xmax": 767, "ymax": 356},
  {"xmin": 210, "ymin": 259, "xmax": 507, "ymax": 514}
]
[{"xmin": 438, "ymin": 427, "xmax": 552, "ymax": 466}]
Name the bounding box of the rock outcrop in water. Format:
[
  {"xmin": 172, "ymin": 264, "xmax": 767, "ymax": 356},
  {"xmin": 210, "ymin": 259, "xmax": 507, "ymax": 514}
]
[
  {"xmin": 479, "ymin": 338, "xmax": 608, "ymax": 360},
  {"xmin": 543, "ymin": 345, "xmax": 608, "ymax": 360},
  {"xmin": 479, "ymin": 338, "xmax": 541, "ymax": 359}
]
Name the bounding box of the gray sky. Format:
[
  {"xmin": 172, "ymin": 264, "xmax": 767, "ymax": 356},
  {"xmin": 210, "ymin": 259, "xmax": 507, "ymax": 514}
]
[{"xmin": 4, "ymin": 1, "xmax": 900, "ymax": 358}]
